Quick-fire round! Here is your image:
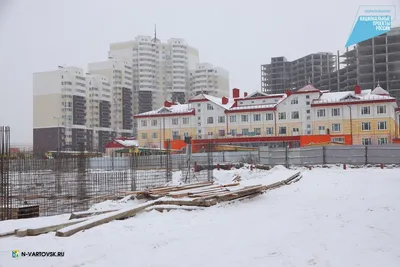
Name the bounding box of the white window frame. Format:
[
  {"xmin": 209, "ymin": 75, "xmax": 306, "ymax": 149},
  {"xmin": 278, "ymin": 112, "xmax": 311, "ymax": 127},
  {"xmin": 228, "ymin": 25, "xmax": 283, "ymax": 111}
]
[
  {"xmin": 317, "ymin": 109, "xmax": 326, "ymax": 117},
  {"xmin": 241, "ymin": 115, "xmax": 249, "ymax": 122},
  {"xmin": 182, "ymin": 118, "xmax": 189, "ymax": 124},
  {"xmin": 361, "ymin": 106, "xmax": 370, "ymax": 115},
  {"xmin": 207, "ymin": 103, "xmax": 214, "ymax": 110},
  {"xmin": 291, "ymin": 97, "xmax": 298, "ymax": 105},
  {"xmin": 377, "ymin": 121, "xmax": 387, "ymax": 130},
  {"xmin": 278, "ymin": 126, "xmax": 287, "ymax": 135},
  {"xmin": 218, "ymin": 116, "xmax": 225, "ymax": 123},
  {"xmin": 331, "ymin": 108, "xmax": 340, "ymax": 117},
  {"xmin": 377, "ymin": 105, "xmax": 386, "ymax": 114},
  {"xmin": 229, "ymin": 115, "xmax": 236, "ymax": 123},
  {"xmin": 253, "ymin": 114, "xmax": 261, "ymax": 122},
  {"xmin": 291, "ymin": 111, "xmax": 299, "ymax": 119},
  {"xmin": 172, "ymin": 118, "xmax": 178, "ymax": 125},
  {"xmin": 266, "ymin": 113, "xmax": 273, "ymax": 121},
  {"xmin": 362, "ymin": 138, "xmax": 372, "ymax": 145},
  {"xmin": 141, "ymin": 120, "xmax": 147, "ymax": 127},
  {"xmin": 266, "ymin": 127, "xmax": 274, "ymax": 135},
  {"xmin": 332, "ymin": 123, "xmax": 341, "ymax": 132},
  {"xmin": 378, "ymin": 137, "xmax": 388, "ymax": 145},
  {"xmin": 207, "ymin": 117, "xmax": 214, "ymax": 124},
  {"xmin": 141, "ymin": 133, "xmax": 147, "ymax": 139},
  {"xmin": 278, "ymin": 112, "xmax": 286, "ymax": 120},
  {"xmin": 361, "ymin": 122, "xmax": 371, "ymax": 131}
]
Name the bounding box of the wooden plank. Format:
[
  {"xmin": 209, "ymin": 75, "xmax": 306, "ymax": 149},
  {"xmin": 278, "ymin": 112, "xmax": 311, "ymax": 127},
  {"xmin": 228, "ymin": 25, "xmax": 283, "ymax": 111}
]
[
  {"xmin": 56, "ymin": 200, "xmax": 158, "ymax": 237},
  {"xmin": 0, "ymin": 230, "xmax": 16, "ymax": 238},
  {"xmin": 69, "ymin": 209, "xmax": 119, "ymax": 220},
  {"xmin": 26, "ymin": 219, "xmax": 87, "ymax": 236}
]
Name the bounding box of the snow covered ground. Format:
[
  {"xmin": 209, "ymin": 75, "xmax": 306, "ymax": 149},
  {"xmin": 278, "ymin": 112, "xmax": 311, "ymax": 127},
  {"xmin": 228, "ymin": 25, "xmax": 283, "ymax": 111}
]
[{"xmin": 1, "ymin": 166, "xmax": 400, "ymax": 267}]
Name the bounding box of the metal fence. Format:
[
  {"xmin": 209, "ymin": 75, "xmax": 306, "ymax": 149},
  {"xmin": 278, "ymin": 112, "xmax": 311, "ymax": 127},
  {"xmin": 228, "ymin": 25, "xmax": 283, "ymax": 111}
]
[
  {"xmin": 259, "ymin": 145, "xmax": 400, "ymax": 166},
  {"xmin": 0, "ymin": 132, "xmax": 218, "ymax": 220}
]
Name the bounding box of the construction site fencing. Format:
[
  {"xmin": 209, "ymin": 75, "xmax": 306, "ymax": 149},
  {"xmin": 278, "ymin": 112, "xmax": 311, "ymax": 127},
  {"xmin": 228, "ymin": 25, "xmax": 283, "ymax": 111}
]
[
  {"xmin": 0, "ymin": 134, "xmax": 219, "ymax": 220},
  {"xmin": 259, "ymin": 144, "xmax": 400, "ymax": 167}
]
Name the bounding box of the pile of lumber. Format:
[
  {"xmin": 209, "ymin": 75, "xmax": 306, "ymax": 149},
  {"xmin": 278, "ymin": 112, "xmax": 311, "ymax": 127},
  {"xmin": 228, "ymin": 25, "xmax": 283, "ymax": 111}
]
[{"xmin": 0, "ymin": 171, "xmax": 302, "ymax": 238}]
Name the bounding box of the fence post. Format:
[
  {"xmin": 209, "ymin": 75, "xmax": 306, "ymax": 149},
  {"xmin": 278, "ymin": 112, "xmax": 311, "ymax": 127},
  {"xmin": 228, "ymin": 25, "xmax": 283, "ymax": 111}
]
[
  {"xmin": 207, "ymin": 142, "xmax": 214, "ymax": 182},
  {"xmin": 322, "ymin": 146, "xmax": 326, "ymax": 165},
  {"xmin": 165, "ymin": 139, "xmax": 172, "ymax": 183},
  {"xmin": 365, "ymin": 146, "xmax": 368, "ymax": 165},
  {"xmin": 130, "ymin": 152, "xmax": 137, "ymax": 191},
  {"xmin": 76, "ymin": 143, "xmax": 87, "ymax": 203},
  {"xmin": 285, "ymin": 142, "xmax": 289, "ymax": 168}
]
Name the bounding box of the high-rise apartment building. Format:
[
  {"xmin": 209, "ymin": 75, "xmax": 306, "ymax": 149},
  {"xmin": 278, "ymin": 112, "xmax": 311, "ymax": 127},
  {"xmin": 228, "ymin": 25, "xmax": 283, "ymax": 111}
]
[
  {"xmin": 85, "ymin": 74, "xmax": 112, "ymax": 152},
  {"xmin": 109, "ymin": 35, "xmax": 199, "ymax": 113},
  {"xmin": 189, "ymin": 63, "xmax": 230, "ymax": 98},
  {"xmin": 33, "ymin": 66, "xmax": 88, "ymax": 152},
  {"xmin": 88, "ymin": 58, "xmax": 134, "ymax": 137},
  {"xmin": 261, "ymin": 53, "xmax": 336, "ymax": 94}
]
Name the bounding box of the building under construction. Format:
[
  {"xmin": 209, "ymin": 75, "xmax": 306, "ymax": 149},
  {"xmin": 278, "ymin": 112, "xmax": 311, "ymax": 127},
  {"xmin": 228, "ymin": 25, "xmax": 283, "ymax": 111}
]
[{"xmin": 261, "ymin": 27, "xmax": 400, "ymax": 99}]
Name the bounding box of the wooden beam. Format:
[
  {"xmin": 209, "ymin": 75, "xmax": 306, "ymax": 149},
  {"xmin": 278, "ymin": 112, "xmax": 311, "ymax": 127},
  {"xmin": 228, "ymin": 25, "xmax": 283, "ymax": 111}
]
[{"xmin": 69, "ymin": 209, "xmax": 119, "ymax": 220}]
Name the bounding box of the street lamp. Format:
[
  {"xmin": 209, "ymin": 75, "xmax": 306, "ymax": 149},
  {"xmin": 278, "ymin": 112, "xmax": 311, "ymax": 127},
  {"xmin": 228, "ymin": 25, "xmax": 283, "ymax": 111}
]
[{"xmin": 53, "ymin": 117, "xmax": 60, "ymax": 152}]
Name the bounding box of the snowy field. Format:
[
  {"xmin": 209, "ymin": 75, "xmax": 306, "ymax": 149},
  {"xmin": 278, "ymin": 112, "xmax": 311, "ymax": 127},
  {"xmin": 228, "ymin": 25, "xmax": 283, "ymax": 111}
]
[{"xmin": 1, "ymin": 166, "xmax": 400, "ymax": 267}]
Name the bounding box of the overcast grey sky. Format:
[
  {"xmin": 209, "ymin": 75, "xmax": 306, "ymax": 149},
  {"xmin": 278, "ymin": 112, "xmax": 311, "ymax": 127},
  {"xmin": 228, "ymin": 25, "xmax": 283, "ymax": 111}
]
[{"xmin": 0, "ymin": 0, "xmax": 399, "ymax": 144}]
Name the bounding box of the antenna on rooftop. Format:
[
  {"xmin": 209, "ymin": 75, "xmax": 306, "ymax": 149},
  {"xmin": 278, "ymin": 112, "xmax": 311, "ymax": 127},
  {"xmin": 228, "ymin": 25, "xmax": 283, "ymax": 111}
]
[{"xmin": 377, "ymin": 79, "xmax": 380, "ymax": 87}]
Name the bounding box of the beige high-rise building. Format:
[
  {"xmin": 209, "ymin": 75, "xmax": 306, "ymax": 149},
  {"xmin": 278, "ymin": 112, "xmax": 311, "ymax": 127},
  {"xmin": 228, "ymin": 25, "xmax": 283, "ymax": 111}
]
[
  {"xmin": 109, "ymin": 35, "xmax": 200, "ymax": 114},
  {"xmin": 190, "ymin": 63, "xmax": 230, "ymax": 98},
  {"xmin": 88, "ymin": 58, "xmax": 134, "ymax": 137}
]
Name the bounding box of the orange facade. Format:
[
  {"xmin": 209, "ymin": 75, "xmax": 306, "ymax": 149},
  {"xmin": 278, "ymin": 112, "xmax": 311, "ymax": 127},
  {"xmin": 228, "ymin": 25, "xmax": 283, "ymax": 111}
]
[{"xmin": 300, "ymin": 134, "xmax": 352, "ymax": 146}]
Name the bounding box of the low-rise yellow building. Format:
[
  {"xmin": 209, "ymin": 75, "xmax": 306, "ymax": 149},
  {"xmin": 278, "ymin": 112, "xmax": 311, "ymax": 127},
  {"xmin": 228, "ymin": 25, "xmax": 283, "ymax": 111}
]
[{"xmin": 134, "ymin": 85, "xmax": 400, "ymax": 150}]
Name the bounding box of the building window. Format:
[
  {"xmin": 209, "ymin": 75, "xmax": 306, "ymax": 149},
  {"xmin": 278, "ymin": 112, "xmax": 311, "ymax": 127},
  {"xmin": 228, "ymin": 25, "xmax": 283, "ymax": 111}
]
[
  {"xmin": 377, "ymin": 121, "xmax": 387, "ymax": 130},
  {"xmin": 292, "ymin": 128, "xmax": 299, "ymax": 134},
  {"xmin": 253, "ymin": 114, "xmax": 261, "ymax": 122},
  {"xmin": 141, "ymin": 133, "xmax": 147, "ymax": 139},
  {"xmin": 306, "ymin": 95, "xmax": 310, "ymax": 99},
  {"xmin": 331, "ymin": 137, "xmax": 345, "ymax": 143},
  {"xmin": 266, "ymin": 127, "xmax": 274, "ymax": 135},
  {"xmin": 152, "ymin": 132, "xmax": 158, "ymax": 139},
  {"xmin": 242, "ymin": 128, "xmax": 249, "ymax": 135},
  {"xmin": 140, "ymin": 120, "xmax": 147, "ymax": 127},
  {"xmin": 306, "ymin": 101, "xmax": 310, "ymax": 105},
  {"xmin": 182, "ymin": 118, "xmax": 189, "ymax": 124},
  {"xmin": 218, "ymin": 130, "xmax": 225, "ymax": 136},
  {"xmin": 229, "ymin": 115, "xmax": 237, "ymax": 123},
  {"xmin": 241, "ymin": 115, "xmax": 249, "ymax": 122},
  {"xmin": 172, "ymin": 131, "xmax": 179, "ymax": 136},
  {"xmin": 306, "ymin": 109, "xmax": 310, "ymax": 114},
  {"xmin": 331, "ymin": 108, "xmax": 340, "ymax": 116},
  {"xmin": 318, "ymin": 125, "xmax": 325, "ymax": 131},
  {"xmin": 172, "ymin": 118, "xmax": 178, "ymax": 125},
  {"xmin": 279, "ymin": 127, "xmax": 287, "ymax": 135},
  {"xmin": 218, "ymin": 116, "xmax": 225, "ymax": 123},
  {"xmin": 361, "ymin": 122, "xmax": 371, "ymax": 131},
  {"xmin": 278, "ymin": 112, "xmax": 286, "ymax": 120},
  {"xmin": 291, "ymin": 111, "xmax": 299, "ymax": 119},
  {"xmin": 317, "ymin": 109, "xmax": 326, "ymax": 117},
  {"xmin": 378, "ymin": 137, "xmax": 388, "ymax": 145},
  {"xmin": 362, "ymin": 138, "xmax": 372, "ymax": 145},
  {"xmin": 377, "ymin": 105, "xmax": 386, "ymax": 114},
  {"xmin": 266, "ymin": 113, "xmax": 273, "ymax": 121},
  {"xmin": 291, "ymin": 97, "xmax": 298, "ymax": 104},
  {"xmin": 207, "ymin": 103, "xmax": 214, "ymax": 110},
  {"xmin": 361, "ymin": 106, "xmax": 370, "ymax": 115},
  {"xmin": 207, "ymin": 117, "xmax": 214, "ymax": 124},
  {"xmin": 230, "ymin": 129, "xmax": 237, "ymax": 136},
  {"xmin": 306, "ymin": 116, "xmax": 311, "ymax": 120},
  {"xmin": 151, "ymin": 119, "xmax": 157, "ymax": 126},
  {"xmin": 254, "ymin": 128, "xmax": 261, "ymax": 135},
  {"xmin": 332, "ymin": 123, "xmax": 341, "ymax": 132}
]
